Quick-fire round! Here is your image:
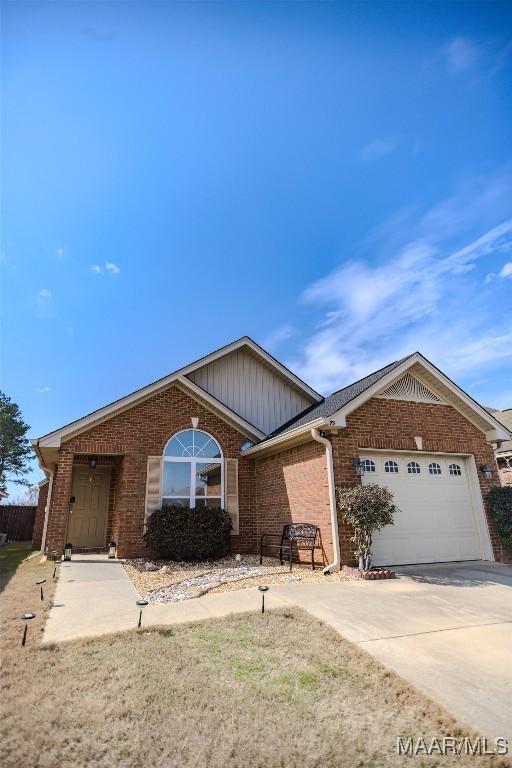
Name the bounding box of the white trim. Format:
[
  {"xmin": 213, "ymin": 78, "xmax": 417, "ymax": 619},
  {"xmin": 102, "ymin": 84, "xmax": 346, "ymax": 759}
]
[
  {"xmin": 36, "ymin": 337, "xmax": 319, "ymax": 447},
  {"xmin": 40, "ymin": 469, "xmax": 54, "ymax": 554},
  {"xmin": 241, "ymin": 417, "xmax": 330, "ymax": 456}
]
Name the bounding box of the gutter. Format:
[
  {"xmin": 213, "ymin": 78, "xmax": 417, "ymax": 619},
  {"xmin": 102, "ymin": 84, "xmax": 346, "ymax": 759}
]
[
  {"xmin": 310, "ymin": 428, "xmax": 341, "ymax": 574},
  {"xmin": 242, "ymin": 417, "xmax": 327, "ymax": 456}
]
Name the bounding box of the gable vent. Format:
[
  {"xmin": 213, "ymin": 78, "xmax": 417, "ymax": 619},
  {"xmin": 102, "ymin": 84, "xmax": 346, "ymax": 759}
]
[{"xmin": 377, "ymin": 373, "xmax": 444, "ymax": 404}]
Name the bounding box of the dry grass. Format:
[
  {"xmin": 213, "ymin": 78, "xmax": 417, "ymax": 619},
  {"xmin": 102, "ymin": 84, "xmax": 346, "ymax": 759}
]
[{"xmin": 1, "ymin": 552, "xmax": 509, "ymax": 768}]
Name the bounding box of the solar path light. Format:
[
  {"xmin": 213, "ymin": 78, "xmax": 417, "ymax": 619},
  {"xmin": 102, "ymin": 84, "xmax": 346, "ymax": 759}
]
[
  {"xmin": 21, "ymin": 612, "xmax": 35, "ymax": 646},
  {"xmin": 258, "ymin": 585, "xmax": 269, "ymax": 614},
  {"xmin": 108, "ymin": 541, "xmax": 117, "ymax": 559},
  {"xmin": 136, "ymin": 599, "xmax": 148, "ymax": 628},
  {"xmin": 64, "ymin": 542, "xmax": 72, "ymax": 561},
  {"xmin": 35, "ymin": 579, "xmax": 46, "ymax": 601}
]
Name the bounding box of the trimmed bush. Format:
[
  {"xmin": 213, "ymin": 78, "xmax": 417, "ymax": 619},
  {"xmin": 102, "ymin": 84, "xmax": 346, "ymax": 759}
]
[
  {"xmin": 144, "ymin": 505, "xmax": 232, "ymax": 561},
  {"xmin": 487, "ymin": 486, "xmax": 512, "ymax": 547}
]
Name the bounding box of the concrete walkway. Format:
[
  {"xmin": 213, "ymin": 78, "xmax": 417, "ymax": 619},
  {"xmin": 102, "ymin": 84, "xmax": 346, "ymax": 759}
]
[{"xmin": 44, "ymin": 556, "xmax": 512, "ymax": 739}]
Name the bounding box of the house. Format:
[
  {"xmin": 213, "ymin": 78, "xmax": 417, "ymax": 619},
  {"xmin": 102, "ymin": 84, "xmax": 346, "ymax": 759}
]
[
  {"xmin": 32, "ymin": 337, "xmax": 511, "ymax": 567},
  {"xmin": 487, "ymin": 408, "xmax": 512, "ymax": 487}
]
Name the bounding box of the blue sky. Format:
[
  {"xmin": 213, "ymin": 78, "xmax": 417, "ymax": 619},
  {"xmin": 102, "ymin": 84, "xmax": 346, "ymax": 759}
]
[{"xmin": 1, "ymin": 1, "xmax": 511, "ymax": 493}]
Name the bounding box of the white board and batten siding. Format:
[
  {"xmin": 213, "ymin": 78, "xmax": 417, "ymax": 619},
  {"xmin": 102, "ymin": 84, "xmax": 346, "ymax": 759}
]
[{"xmin": 187, "ymin": 349, "xmax": 313, "ymax": 435}]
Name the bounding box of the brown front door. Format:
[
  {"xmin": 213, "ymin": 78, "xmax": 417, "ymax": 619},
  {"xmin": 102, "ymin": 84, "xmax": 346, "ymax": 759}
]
[{"xmin": 66, "ymin": 466, "xmax": 111, "ymax": 547}]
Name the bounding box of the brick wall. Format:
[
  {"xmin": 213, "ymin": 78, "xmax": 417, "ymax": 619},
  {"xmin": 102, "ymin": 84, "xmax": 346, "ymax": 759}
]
[
  {"xmin": 45, "ymin": 385, "xmax": 255, "ymax": 558},
  {"xmin": 254, "ymin": 440, "xmax": 332, "ymax": 566},
  {"xmin": 32, "ymin": 481, "xmax": 49, "ymax": 550},
  {"xmin": 330, "ymin": 397, "xmax": 504, "ymax": 564}
]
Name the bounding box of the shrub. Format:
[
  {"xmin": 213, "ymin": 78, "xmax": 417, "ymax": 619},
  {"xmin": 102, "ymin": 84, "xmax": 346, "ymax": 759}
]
[
  {"xmin": 144, "ymin": 505, "xmax": 232, "ymax": 561},
  {"xmin": 486, "ymin": 486, "xmax": 512, "ymax": 547},
  {"xmin": 336, "ymin": 483, "xmax": 399, "ymax": 570}
]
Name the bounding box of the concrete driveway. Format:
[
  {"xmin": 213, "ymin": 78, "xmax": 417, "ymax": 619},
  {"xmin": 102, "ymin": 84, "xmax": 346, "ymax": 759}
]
[{"xmin": 273, "ymin": 561, "xmax": 512, "ymax": 739}]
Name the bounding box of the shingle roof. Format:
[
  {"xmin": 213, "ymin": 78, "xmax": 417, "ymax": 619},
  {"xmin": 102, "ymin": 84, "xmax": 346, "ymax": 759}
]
[{"xmin": 265, "ymin": 355, "xmax": 412, "ymax": 439}]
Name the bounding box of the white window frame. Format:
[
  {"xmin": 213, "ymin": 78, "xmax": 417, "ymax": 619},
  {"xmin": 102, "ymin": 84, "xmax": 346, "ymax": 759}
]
[
  {"xmin": 429, "ymin": 462, "xmax": 442, "ymax": 476},
  {"xmin": 162, "ymin": 429, "xmax": 224, "ymax": 509},
  {"xmin": 407, "ymin": 461, "xmax": 421, "ymax": 474},
  {"xmin": 449, "ymin": 463, "xmax": 462, "ymax": 476},
  {"xmin": 385, "ymin": 460, "xmax": 399, "ymax": 473}
]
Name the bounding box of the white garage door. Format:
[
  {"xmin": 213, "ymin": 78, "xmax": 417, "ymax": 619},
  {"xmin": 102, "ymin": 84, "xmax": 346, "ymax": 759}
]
[{"xmin": 360, "ymin": 453, "xmax": 483, "ymax": 566}]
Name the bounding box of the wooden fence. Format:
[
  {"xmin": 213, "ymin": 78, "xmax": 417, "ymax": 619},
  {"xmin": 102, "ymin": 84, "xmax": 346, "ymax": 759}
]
[{"xmin": 0, "ymin": 505, "xmax": 37, "ymax": 542}]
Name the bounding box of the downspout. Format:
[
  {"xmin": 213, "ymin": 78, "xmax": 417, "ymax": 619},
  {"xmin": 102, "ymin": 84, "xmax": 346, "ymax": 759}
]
[
  {"xmin": 33, "ymin": 440, "xmax": 55, "ymax": 555},
  {"xmin": 311, "ymin": 428, "xmax": 341, "ymax": 574}
]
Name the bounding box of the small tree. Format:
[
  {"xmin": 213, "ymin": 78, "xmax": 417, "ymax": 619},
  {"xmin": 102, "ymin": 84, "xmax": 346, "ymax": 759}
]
[
  {"xmin": 336, "ymin": 483, "xmax": 398, "ymax": 570},
  {"xmin": 0, "ymin": 392, "xmax": 32, "ymax": 492},
  {"xmin": 487, "ymin": 486, "xmax": 512, "ymax": 547}
]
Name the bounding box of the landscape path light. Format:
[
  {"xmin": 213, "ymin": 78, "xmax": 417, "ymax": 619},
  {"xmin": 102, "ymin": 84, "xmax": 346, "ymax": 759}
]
[
  {"xmin": 108, "ymin": 541, "xmax": 117, "ymax": 559},
  {"xmin": 258, "ymin": 585, "xmax": 269, "ymax": 614},
  {"xmin": 64, "ymin": 542, "xmax": 73, "ymax": 561},
  {"xmin": 21, "ymin": 612, "xmax": 35, "ymax": 646},
  {"xmin": 136, "ymin": 599, "xmax": 149, "ymax": 629},
  {"xmin": 35, "ymin": 579, "xmax": 46, "ymax": 601}
]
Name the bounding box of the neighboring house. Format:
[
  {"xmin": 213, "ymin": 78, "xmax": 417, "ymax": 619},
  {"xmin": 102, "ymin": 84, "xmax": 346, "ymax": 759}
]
[
  {"xmin": 33, "ymin": 337, "xmax": 511, "ymax": 567},
  {"xmin": 487, "ymin": 408, "xmax": 512, "ymax": 487}
]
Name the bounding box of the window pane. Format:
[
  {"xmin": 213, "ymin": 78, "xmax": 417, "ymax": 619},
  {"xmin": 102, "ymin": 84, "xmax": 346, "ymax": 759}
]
[
  {"xmin": 163, "ymin": 462, "xmax": 191, "ymax": 496},
  {"xmin": 195, "ymin": 462, "xmax": 222, "ymax": 497},
  {"xmin": 195, "ymin": 497, "xmax": 222, "ymax": 510},
  {"xmin": 164, "ymin": 430, "xmax": 195, "ymax": 457},
  {"xmin": 194, "ymin": 432, "xmax": 222, "ymax": 458},
  {"xmin": 162, "ymin": 497, "xmax": 190, "ymax": 508}
]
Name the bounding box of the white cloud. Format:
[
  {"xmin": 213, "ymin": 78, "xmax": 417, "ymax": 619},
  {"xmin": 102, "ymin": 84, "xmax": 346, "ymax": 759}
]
[
  {"xmin": 91, "ymin": 262, "xmax": 120, "ymax": 275},
  {"xmin": 444, "ymin": 37, "xmax": 478, "ymax": 73},
  {"xmin": 36, "ymin": 386, "xmax": 51, "ymax": 393},
  {"xmin": 499, "ymin": 262, "xmax": 512, "ymax": 278},
  {"xmin": 262, "ymin": 324, "xmax": 297, "ymax": 352},
  {"xmin": 359, "ymin": 137, "xmax": 398, "ymax": 162},
  {"xmin": 36, "ymin": 288, "xmax": 53, "ymax": 316},
  {"xmin": 281, "ymin": 178, "xmax": 512, "ymax": 395}
]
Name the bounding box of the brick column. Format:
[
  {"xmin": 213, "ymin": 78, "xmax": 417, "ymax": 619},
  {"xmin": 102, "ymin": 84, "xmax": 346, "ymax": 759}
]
[{"xmin": 45, "ymin": 449, "xmax": 74, "ymax": 555}]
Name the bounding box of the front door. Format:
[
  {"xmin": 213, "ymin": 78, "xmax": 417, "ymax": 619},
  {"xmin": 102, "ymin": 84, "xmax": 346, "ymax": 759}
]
[{"xmin": 67, "ymin": 466, "xmax": 111, "ymax": 547}]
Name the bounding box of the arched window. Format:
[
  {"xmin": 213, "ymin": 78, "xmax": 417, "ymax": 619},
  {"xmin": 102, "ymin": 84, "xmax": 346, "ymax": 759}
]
[
  {"xmin": 385, "ymin": 460, "xmax": 399, "ymax": 473},
  {"xmin": 429, "ymin": 462, "xmax": 442, "ymax": 476},
  {"xmin": 360, "ymin": 459, "xmax": 376, "ymax": 473},
  {"xmin": 449, "ymin": 463, "xmax": 462, "ymax": 476},
  {"xmin": 407, "ymin": 461, "xmax": 421, "ymax": 474},
  {"xmin": 162, "ymin": 429, "xmax": 223, "ymax": 509}
]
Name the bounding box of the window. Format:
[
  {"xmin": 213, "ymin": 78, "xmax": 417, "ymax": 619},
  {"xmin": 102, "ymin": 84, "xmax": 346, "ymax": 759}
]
[
  {"xmin": 449, "ymin": 463, "xmax": 462, "ymax": 476},
  {"xmin": 429, "ymin": 462, "xmax": 442, "ymax": 475},
  {"xmin": 360, "ymin": 459, "xmax": 376, "ymax": 473},
  {"xmin": 407, "ymin": 461, "xmax": 421, "ymax": 474},
  {"xmin": 385, "ymin": 460, "xmax": 399, "ymax": 473},
  {"xmin": 162, "ymin": 429, "xmax": 223, "ymax": 509}
]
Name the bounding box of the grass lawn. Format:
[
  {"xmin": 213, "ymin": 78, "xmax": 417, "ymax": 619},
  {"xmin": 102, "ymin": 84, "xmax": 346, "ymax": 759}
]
[
  {"xmin": 0, "ymin": 541, "xmax": 35, "ymax": 577},
  {"xmin": 1, "ymin": 554, "xmax": 508, "ymax": 768}
]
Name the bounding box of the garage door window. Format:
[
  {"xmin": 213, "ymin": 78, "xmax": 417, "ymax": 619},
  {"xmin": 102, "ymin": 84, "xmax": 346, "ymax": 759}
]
[
  {"xmin": 449, "ymin": 463, "xmax": 462, "ymax": 476},
  {"xmin": 407, "ymin": 461, "xmax": 421, "ymax": 474},
  {"xmin": 429, "ymin": 462, "xmax": 442, "ymax": 475},
  {"xmin": 385, "ymin": 460, "xmax": 399, "ymax": 473},
  {"xmin": 361, "ymin": 459, "xmax": 376, "ymax": 473}
]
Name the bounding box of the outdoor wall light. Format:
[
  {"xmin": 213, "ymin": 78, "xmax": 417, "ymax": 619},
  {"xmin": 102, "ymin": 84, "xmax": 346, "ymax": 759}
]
[
  {"xmin": 89, "ymin": 456, "xmax": 97, "ymax": 469},
  {"xmin": 64, "ymin": 542, "xmax": 73, "ymax": 561},
  {"xmin": 352, "ymin": 458, "xmax": 365, "ymax": 477},
  {"xmin": 35, "ymin": 579, "xmax": 46, "ymax": 601},
  {"xmin": 479, "ymin": 465, "xmax": 494, "ymax": 480},
  {"xmin": 108, "ymin": 541, "xmax": 117, "ymax": 559},
  {"xmin": 258, "ymin": 585, "xmax": 269, "ymax": 614},
  {"xmin": 21, "ymin": 612, "xmax": 35, "ymax": 647},
  {"xmin": 136, "ymin": 599, "xmax": 149, "ymax": 628}
]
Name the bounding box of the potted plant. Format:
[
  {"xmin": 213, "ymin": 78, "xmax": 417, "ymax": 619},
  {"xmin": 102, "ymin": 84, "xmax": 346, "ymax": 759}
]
[{"xmin": 336, "ymin": 483, "xmax": 398, "ymax": 571}]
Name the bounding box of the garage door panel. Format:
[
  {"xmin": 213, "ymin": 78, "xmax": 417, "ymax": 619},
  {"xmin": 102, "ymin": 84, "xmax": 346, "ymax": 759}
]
[{"xmin": 360, "ymin": 453, "xmax": 482, "ymax": 566}]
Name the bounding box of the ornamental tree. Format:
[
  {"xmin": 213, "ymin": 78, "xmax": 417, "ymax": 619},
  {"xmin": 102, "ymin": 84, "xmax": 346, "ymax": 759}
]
[
  {"xmin": 0, "ymin": 391, "xmax": 32, "ymax": 492},
  {"xmin": 336, "ymin": 483, "xmax": 398, "ymax": 570}
]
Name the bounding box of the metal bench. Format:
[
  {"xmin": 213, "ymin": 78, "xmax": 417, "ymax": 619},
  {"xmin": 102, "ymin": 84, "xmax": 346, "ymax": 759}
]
[{"xmin": 259, "ymin": 523, "xmax": 319, "ymax": 571}]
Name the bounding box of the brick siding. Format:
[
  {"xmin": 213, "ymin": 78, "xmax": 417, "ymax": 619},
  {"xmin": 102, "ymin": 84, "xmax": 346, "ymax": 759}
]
[{"xmin": 330, "ymin": 397, "xmax": 505, "ymax": 564}]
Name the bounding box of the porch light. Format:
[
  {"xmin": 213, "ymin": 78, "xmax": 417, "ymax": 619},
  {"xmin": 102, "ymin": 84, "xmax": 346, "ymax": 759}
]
[
  {"xmin": 258, "ymin": 585, "xmax": 269, "ymax": 614},
  {"xmin": 89, "ymin": 456, "xmax": 97, "ymax": 469},
  {"xmin": 21, "ymin": 612, "xmax": 35, "ymax": 647},
  {"xmin": 64, "ymin": 542, "xmax": 73, "ymax": 561},
  {"xmin": 108, "ymin": 541, "xmax": 117, "ymax": 559},
  {"xmin": 136, "ymin": 599, "xmax": 148, "ymax": 628},
  {"xmin": 352, "ymin": 458, "xmax": 365, "ymax": 477},
  {"xmin": 479, "ymin": 465, "xmax": 494, "ymax": 480},
  {"xmin": 35, "ymin": 579, "xmax": 46, "ymax": 601}
]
